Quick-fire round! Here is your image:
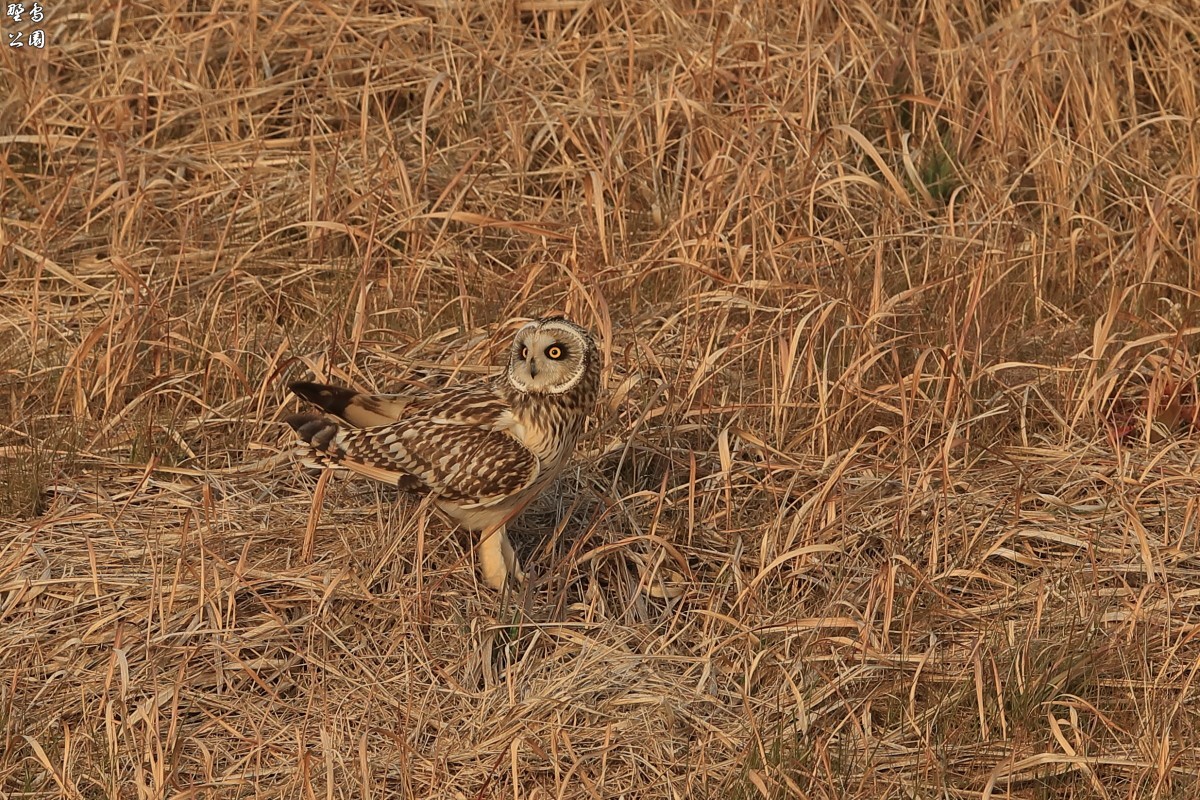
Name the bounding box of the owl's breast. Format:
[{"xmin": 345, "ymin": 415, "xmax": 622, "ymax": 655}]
[{"xmin": 503, "ymin": 400, "xmax": 581, "ymax": 467}]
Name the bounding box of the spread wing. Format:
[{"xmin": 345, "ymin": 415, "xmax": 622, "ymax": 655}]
[
  {"xmin": 289, "ymin": 380, "xmax": 503, "ymax": 429},
  {"xmin": 285, "ymin": 412, "xmax": 540, "ymax": 508}
]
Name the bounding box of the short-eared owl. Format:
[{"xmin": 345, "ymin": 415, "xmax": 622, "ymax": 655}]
[{"xmin": 284, "ymin": 317, "xmax": 600, "ymax": 590}]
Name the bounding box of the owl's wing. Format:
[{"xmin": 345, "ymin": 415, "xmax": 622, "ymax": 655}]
[
  {"xmin": 289, "ymin": 381, "xmax": 503, "ymax": 428},
  {"xmin": 285, "ymin": 412, "xmax": 540, "ymax": 508}
]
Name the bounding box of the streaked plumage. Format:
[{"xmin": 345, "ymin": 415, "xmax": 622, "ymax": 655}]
[{"xmin": 284, "ymin": 317, "xmax": 600, "ymax": 589}]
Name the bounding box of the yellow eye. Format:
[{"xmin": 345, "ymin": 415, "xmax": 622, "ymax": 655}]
[
  {"xmin": 520, "ymin": 345, "xmax": 529, "ymax": 359},
  {"xmin": 546, "ymin": 345, "xmax": 564, "ymax": 360}
]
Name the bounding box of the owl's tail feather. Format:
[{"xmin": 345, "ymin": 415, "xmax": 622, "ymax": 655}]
[
  {"xmin": 284, "ymin": 412, "xmax": 347, "ymax": 470},
  {"xmin": 289, "ymin": 382, "xmax": 356, "ymax": 416},
  {"xmin": 289, "ymin": 381, "xmax": 410, "ymax": 427},
  {"xmin": 284, "ymin": 412, "xmax": 408, "ymax": 487}
]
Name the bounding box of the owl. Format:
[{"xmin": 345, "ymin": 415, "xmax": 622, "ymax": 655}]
[{"xmin": 284, "ymin": 316, "xmax": 601, "ymax": 590}]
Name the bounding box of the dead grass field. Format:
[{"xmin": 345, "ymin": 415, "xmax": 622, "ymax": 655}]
[{"xmin": 3, "ymin": 1, "xmax": 1200, "ymax": 797}]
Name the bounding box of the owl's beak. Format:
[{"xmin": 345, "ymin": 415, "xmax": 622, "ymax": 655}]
[{"xmin": 528, "ymin": 359, "xmax": 539, "ymax": 378}]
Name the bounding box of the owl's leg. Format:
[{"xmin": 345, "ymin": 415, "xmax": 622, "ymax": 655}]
[
  {"xmin": 477, "ymin": 525, "xmax": 526, "ymax": 589},
  {"xmin": 500, "ymin": 528, "xmax": 525, "ymax": 584}
]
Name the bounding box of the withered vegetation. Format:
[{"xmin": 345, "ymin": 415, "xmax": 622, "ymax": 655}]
[{"xmin": 3, "ymin": 1, "xmax": 1200, "ymax": 797}]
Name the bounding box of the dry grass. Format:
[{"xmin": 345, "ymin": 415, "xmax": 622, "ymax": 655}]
[{"xmin": 3, "ymin": 0, "xmax": 1200, "ymax": 797}]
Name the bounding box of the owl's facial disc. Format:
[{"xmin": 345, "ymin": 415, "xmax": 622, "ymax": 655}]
[{"xmin": 507, "ymin": 320, "xmax": 591, "ymax": 395}]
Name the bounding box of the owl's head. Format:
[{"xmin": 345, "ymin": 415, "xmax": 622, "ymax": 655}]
[{"xmin": 505, "ymin": 317, "xmax": 597, "ymax": 395}]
